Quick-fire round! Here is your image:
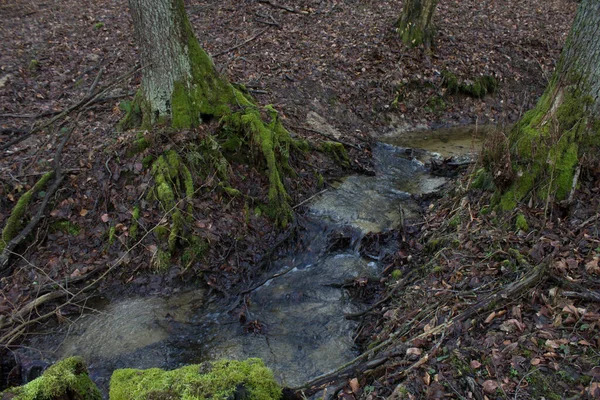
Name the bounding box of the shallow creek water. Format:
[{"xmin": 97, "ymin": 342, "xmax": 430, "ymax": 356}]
[{"xmin": 24, "ymin": 126, "xmax": 484, "ymax": 395}]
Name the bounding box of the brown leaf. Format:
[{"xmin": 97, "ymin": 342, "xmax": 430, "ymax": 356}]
[
  {"xmin": 530, "ymin": 358, "xmax": 542, "ymax": 366},
  {"xmin": 79, "ymin": 208, "xmax": 89, "ymax": 217},
  {"xmin": 585, "ymin": 257, "xmax": 600, "ymax": 275},
  {"xmin": 349, "ymin": 378, "xmax": 360, "ymax": 394},
  {"xmin": 588, "ymin": 382, "xmax": 600, "ymax": 398},
  {"xmin": 101, "ymin": 213, "xmax": 110, "ymax": 223},
  {"xmin": 500, "ymin": 319, "xmax": 525, "ymax": 332},
  {"xmin": 423, "ymin": 371, "xmax": 431, "ymax": 386},
  {"xmin": 470, "ymin": 360, "xmax": 482, "ymax": 369},
  {"xmin": 484, "ymin": 311, "xmax": 497, "ymax": 324},
  {"xmin": 482, "ymin": 380, "xmax": 498, "ymax": 394}
]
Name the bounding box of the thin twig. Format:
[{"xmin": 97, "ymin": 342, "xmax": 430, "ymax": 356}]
[
  {"xmin": 213, "ymin": 28, "xmax": 271, "ymax": 57},
  {"xmin": 258, "ymin": 0, "xmax": 309, "ymax": 14},
  {"xmin": 1, "ymin": 65, "xmax": 143, "ymax": 153}
]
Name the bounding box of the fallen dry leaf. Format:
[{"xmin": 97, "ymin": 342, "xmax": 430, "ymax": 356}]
[
  {"xmin": 470, "ymin": 360, "xmax": 482, "ymax": 369},
  {"xmin": 349, "ymin": 378, "xmax": 360, "ymax": 394},
  {"xmin": 482, "ymin": 380, "xmax": 498, "ymax": 394}
]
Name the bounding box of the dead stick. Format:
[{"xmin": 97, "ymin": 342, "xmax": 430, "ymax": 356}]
[
  {"xmin": 0, "ymin": 66, "xmax": 143, "ymax": 152},
  {"xmin": 258, "ymin": 0, "xmax": 308, "ymax": 14},
  {"xmin": 0, "ymin": 129, "xmax": 72, "ymax": 274},
  {"xmin": 213, "ymin": 28, "xmax": 271, "ymax": 57}
]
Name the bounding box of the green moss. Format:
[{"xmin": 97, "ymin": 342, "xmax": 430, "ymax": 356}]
[
  {"xmin": 127, "ymin": 133, "xmax": 151, "ymax": 157},
  {"xmin": 108, "ymin": 225, "xmax": 117, "ymax": 244},
  {"xmin": 1, "ymin": 172, "xmax": 53, "ymax": 252},
  {"xmin": 1, "ymin": 357, "xmax": 101, "ymax": 400},
  {"xmin": 28, "ymin": 59, "xmax": 40, "ymax": 71},
  {"xmin": 51, "ymin": 220, "xmax": 81, "ymax": 236},
  {"xmin": 130, "ymin": 206, "xmax": 141, "ymax": 240},
  {"xmin": 119, "ymin": 90, "xmax": 152, "ymax": 131},
  {"xmin": 181, "ymin": 235, "xmax": 208, "ymax": 269},
  {"xmin": 94, "ymin": 22, "xmax": 104, "ymax": 29},
  {"xmin": 448, "ymin": 214, "xmax": 460, "ymax": 228},
  {"xmin": 109, "ymin": 358, "xmax": 282, "ymax": 400},
  {"xmin": 442, "ymin": 71, "xmax": 497, "ymax": 98},
  {"xmin": 153, "ymin": 249, "xmax": 171, "ymax": 272},
  {"xmin": 498, "ymin": 78, "xmax": 596, "ymax": 209},
  {"xmin": 149, "ymin": 150, "xmax": 195, "ymax": 251},
  {"xmin": 320, "ymin": 141, "xmax": 350, "ymax": 168},
  {"xmin": 471, "ymin": 168, "xmax": 495, "ymax": 191},
  {"xmin": 442, "ymin": 70, "xmax": 459, "ymax": 94},
  {"xmin": 391, "ymin": 269, "xmax": 402, "ymax": 281},
  {"xmin": 515, "ymin": 214, "xmax": 529, "ymax": 231}
]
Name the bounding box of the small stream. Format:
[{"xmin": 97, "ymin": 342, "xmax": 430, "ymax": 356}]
[{"xmin": 22, "ymin": 126, "xmax": 484, "ymax": 396}]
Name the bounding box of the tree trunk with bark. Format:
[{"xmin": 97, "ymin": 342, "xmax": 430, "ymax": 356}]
[
  {"xmin": 487, "ymin": 0, "xmax": 600, "ymax": 210},
  {"xmin": 126, "ymin": 0, "xmax": 297, "ymax": 225},
  {"xmin": 396, "ymin": 0, "xmax": 439, "ymax": 48}
]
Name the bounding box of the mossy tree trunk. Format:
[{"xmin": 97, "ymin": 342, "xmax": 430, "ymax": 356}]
[
  {"xmin": 127, "ymin": 0, "xmax": 296, "ymax": 225},
  {"xmin": 494, "ymin": 0, "xmax": 600, "ymax": 210},
  {"xmin": 396, "ymin": 0, "xmax": 439, "ymax": 48}
]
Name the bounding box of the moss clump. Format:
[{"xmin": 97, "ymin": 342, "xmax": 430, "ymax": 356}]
[
  {"xmin": 127, "ymin": 132, "xmax": 151, "ymax": 157},
  {"xmin": 28, "ymin": 59, "xmax": 40, "ymax": 72},
  {"xmin": 320, "ymin": 141, "xmax": 350, "ymax": 168},
  {"xmin": 129, "ymin": 206, "xmax": 141, "ymax": 241},
  {"xmin": 1, "ymin": 172, "xmax": 53, "ymax": 252},
  {"xmin": 109, "ymin": 358, "xmax": 282, "ymax": 400},
  {"xmin": 181, "ymin": 235, "xmax": 208, "ymax": 269},
  {"xmin": 470, "ymin": 168, "xmax": 495, "ymax": 191},
  {"xmin": 1, "ymin": 356, "xmax": 101, "ymax": 400},
  {"xmin": 515, "ymin": 213, "xmax": 529, "ymax": 231},
  {"xmin": 442, "ymin": 71, "xmax": 498, "ymax": 98},
  {"xmin": 391, "ymin": 269, "xmax": 402, "ymax": 281},
  {"xmin": 153, "ymin": 248, "xmax": 171, "ymax": 272},
  {"xmin": 51, "ymin": 220, "xmax": 81, "ymax": 236},
  {"xmin": 149, "ymin": 150, "xmax": 194, "ymax": 251}
]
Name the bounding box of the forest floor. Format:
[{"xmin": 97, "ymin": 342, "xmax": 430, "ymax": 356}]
[{"xmin": 2, "ymin": 0, "xmax": 599, "ymax": 398}]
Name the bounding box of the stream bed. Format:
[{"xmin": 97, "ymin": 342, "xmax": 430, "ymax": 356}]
[{"xmin": 22, "ymin": 126, "xmax": 484, "ymax": 396}]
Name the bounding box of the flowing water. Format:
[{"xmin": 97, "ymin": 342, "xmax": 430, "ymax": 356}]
[{"xmin": 21, "ymin": 126, "xmax": 484, "ymax": 396}]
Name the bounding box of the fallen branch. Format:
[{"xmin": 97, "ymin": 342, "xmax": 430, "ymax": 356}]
[
  {"xmin": 258, "ymin": 0, "xmax": 309, "ymax": 14},
  {"xmin": 1, "ymin": 66, "xmax": 143, "ymax": 153},
  {"xmin": 213, "ymin": 28, "xmax": 271, "ymax": 57}
]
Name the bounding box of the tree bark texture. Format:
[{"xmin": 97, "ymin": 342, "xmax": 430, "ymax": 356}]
[
  {"xmin": 396, "ymin": 0, "xmax": 438, "ymax": 47},
  {"xmin": 495, "ymin": 0, "xmax": 600, "ymax": 209},
  {"xmin": 129, "ymin": 0, "xmax": 192, "ymax": 118},
  {"xmin": 558, "ymin": 0, "xmax": 600, "ymax": 117}
]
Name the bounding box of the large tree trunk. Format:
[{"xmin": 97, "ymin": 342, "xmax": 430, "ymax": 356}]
[
  {"xmin": 396, "ymin": 0, "xmax": 439, "ymax": 48},
  {"xmin": 126, "ymin": 0, "xmax": 296, "ymax": 226},
  {"xmin": 128, "ymin": 0, "xmax": 237, "ymax": 129},
  {"xmin": 490, "ymin": 0, "xmax": 600, "ymax": 210}
]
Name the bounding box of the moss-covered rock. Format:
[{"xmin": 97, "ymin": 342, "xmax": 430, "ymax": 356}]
[
  {"xmin": 1, "ymin": 357, "xmax": 101, "ymax": 400},
  {"xmin": 109, "ymin": 358, "xmax": 282, "ymax": 400}
]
